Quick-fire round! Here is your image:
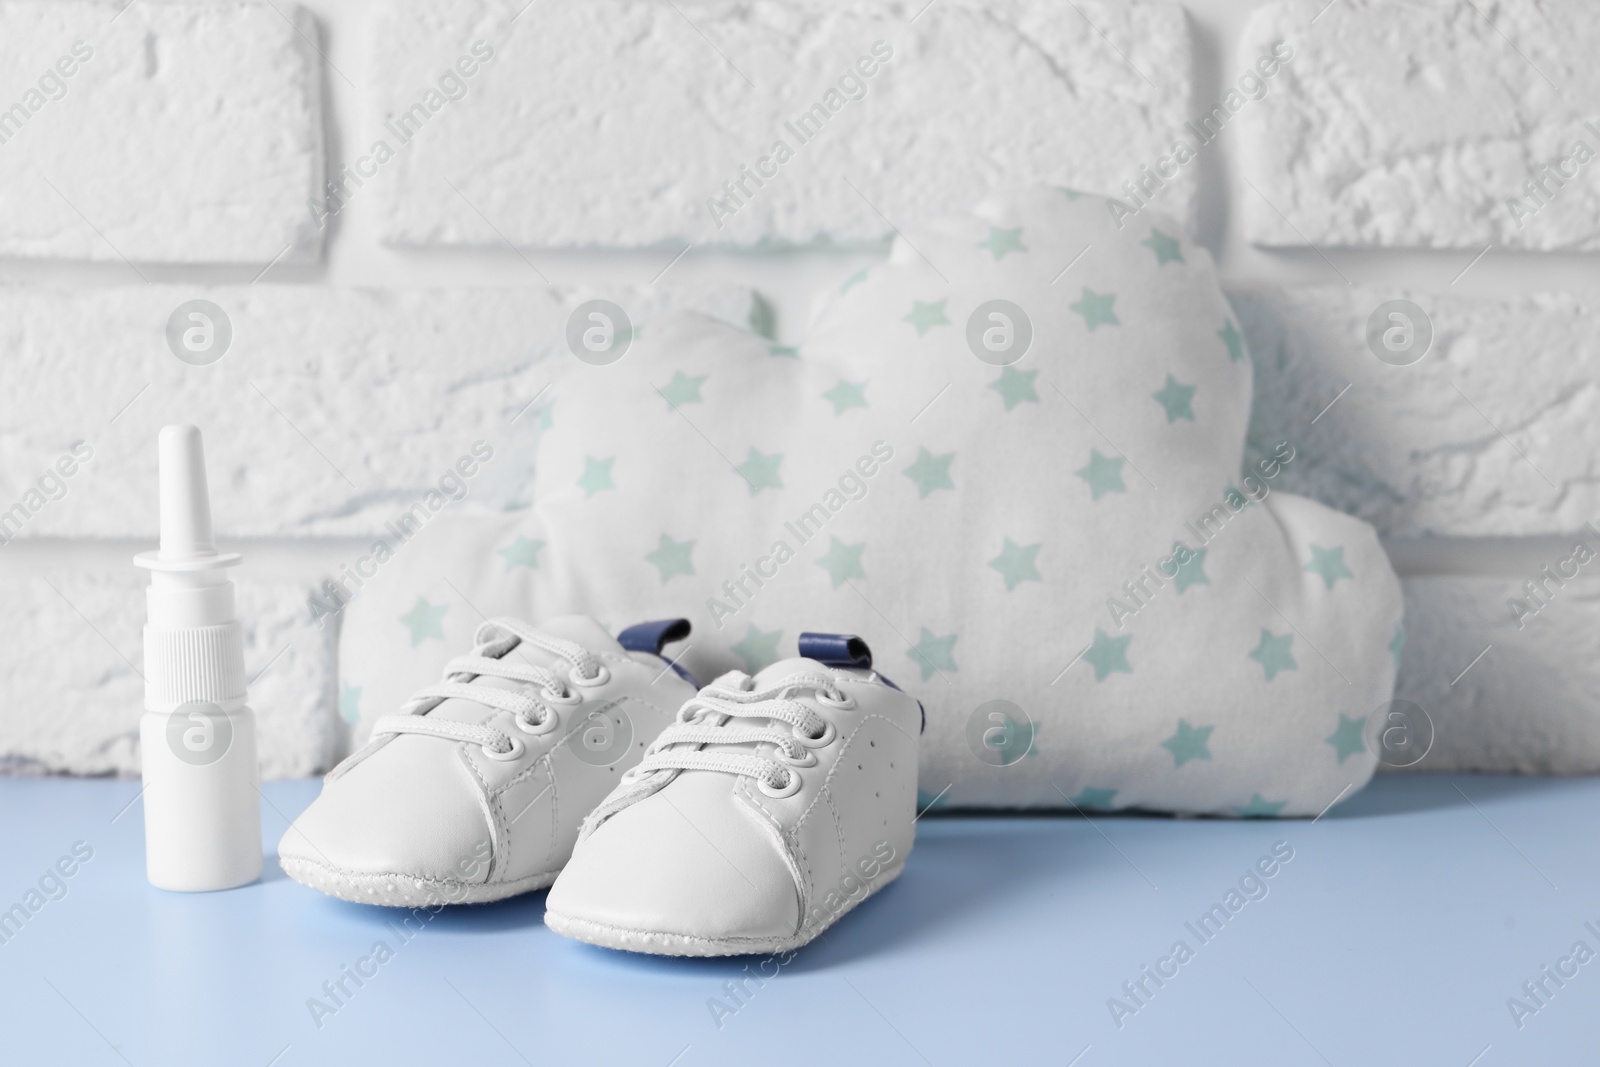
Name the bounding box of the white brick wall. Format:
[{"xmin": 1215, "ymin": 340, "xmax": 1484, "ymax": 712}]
[
  {"xmin": 372, "ymin": 0, "xmax": 1198, "ymax": 246},
  {"xmin": 0, "ymin": 1, "xmax": 325, "ymax": 264},
  {"xmin": 1234, "ymin": 283, "xmax": 1600, "ymax": 537},
  {"xmin": 1, "ymin": 0, "xmax": 1596, "ymax": 779},
  {"xmin": 1398, "ymin": 572, "xmax": 1600, "ymax": 775},
  {"xmin": 1239, "ymin": 0, "xmax": 1600, "ymax": 250}
]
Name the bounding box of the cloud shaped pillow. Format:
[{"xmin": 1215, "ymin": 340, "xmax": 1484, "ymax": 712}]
[{"xmin": 340, "ymin": 188, "xmax": 1402, "ymax": 816}]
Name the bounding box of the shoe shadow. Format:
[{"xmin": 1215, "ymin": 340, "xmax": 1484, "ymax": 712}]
[
  {"xmin": 322, "ymin": 886, "xmax": 552, "ymax": 933},
  {"xmin": 780, "ymin": 816, "xmax": 1108, "ymax": 972}
]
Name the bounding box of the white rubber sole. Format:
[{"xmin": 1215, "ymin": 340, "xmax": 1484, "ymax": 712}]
[
  {"xmin": 544, "ymin": 862, "xmax": 905, "ymax": 956},
  {"xmin": 281, "ymin": 855, "xmax": 558, "ymax": 908}
]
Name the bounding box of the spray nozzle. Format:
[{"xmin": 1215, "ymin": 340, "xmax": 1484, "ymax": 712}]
[
  {"xmin": 158, "ymin": 424, "xmax": 217, "ymax": 560},
  {"xmin": 135, "ymin": 424, "xmax": 239, "ymax": 573}
]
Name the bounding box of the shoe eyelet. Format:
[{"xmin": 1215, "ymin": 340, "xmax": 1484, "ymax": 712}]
[
  {"xmin": 544, "ymin": 686, "xmax": 583, "ymax": 707},
  {"xmin": 515, "ymin": 712, "xmax": 560, "ymax": 736},
  {"xmin": 570, "ymin": 663, "xmax": 611, "ymax": 689},
  {"xmin": 816, "ymin": 689, "xmax": 856, "ymax": 710},
  {"xmin": 759, "ymin": 769, "xmax": 803, "ymax": 799},
  {"xmin": 482, "ymin": 737, "xmax": 526, "ymax": 762},
  {"xmin": 794, "ymin": 720, "xmax": 837, "ymax": 749}
]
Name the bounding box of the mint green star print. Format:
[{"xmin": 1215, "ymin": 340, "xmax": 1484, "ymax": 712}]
[
  {"xmin": 1161, "ymin": 719, "xmax": 1213, "ymax": 767},
  {"xmin": 985, "ymin": 716, "xmax": 1037, "ymax": 766},
  {"xmin": 498, "ymin": 536, "xmax": 544, "ymax": 570},
  {"xmin": 735, "ymin": 447, "xmax": 784, "ymax": 494},
  {"xmin": 1304, "ymin": 544, "xmax": 1354, "ymax": 589},
  {"xmin": 578, "ymin": 455, "xmax": 615, "ymax": 498},
  {"xmin": 979, "ymin": 226, "xmax": 1026, "ymax": 260},
  {"xmin": 1233, "ymin": 794, "xmax": 1287, "ymax": 818},
  {"xmin": 816, "ymin": 537, "xmax": 867, "ymax": 588},
  {"xmin": 731, "ymin": 624, "xmax": 782, "ymax": 671},
  {"xmin": 1142, "ymin": 229, "xmax": 1184, "ymax": 265},
  {"xmin": 339, "ymin": 683, "xmax": 362, "ymax": 725},
  {"xmin": 822, "ymin": 379, "xmax": 869, "ymax": 415},
  {"xmin": 908, "ymin": 628, "xmax": 957, "ymax": 681},
  {"xmin": 1070, "ymin": 288, "xmax": 1119, "ymax": 330},
  {"xmin": 657, "ymin": 371, "xmax": 707, "ymax": 408},
  {"xmin": 768, "ymin": 343, "xmax": 799, "ymax": 359},
  {"xmin": 1076, "ymin": 449, "xmax": 1126, "ymax": 500},
  {"xmin": 1068, "ymin": 787, "xmax": 1118, "ymax": 810},
  {"xmin": 840, "ymin": 268, "xmax": 869, "ymax": 294},
  {"xmin": 1326, "ymin": 714, "xmax": 1367, "ymax": 763},
  {"xmin": 645, "ymin": 534, "xmax": 695, "ymax": 583},
  {"xmin": 1082, "ymin": 627, "xmax": 1132, "ymax": 681},
  {"xmin": 903, "ymin": 448, "xmax": 955, "ymax": 498},
  {"xmin": 988, "ymin": 538, "xmax": 1042, "ymax": 591},
  {"xmin": 1219, "ymin": 320, "xmax": 1245, "ymax": 363},
  {"xmin": 1168, "ymin": 543, "xmax": 1208, "ymax": 593},
  {"xmin": 903, "ymin": 299, "xmax": 950, "ymax": 336},
  {"xmin": 399, "ymin": 597, "xmax": 446, "ymax": 646},
  {"xmin": 1249, "ymin": 629, "xmax": 1297, "ymax": 681},
  {"xmin": 1152, "ymin": 374, "xmax": 1196, "ymax": 422},
  {"xmin": 1390, "ymin": 624, "xmax": 1405, "ymax": 669},
  {"xmin": 989, "ymin": 366, "xmax": 1039, "ymax": 411}
]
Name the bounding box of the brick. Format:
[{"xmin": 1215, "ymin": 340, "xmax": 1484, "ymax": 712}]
[
  {"xmin": 1396, "ymin": 570, "xmax": 1600, "ymax": 775},
  {"xmin": 371, "ymin": 0, "xmax": 1195, "ymax": 247},
  {"xmin": 1238, "ymin": 0, "xmax": 1600, "ymax": 250},
  {"xmin": 0, "ymin": 283, "xmax": 759, "ymax": 540},
  {"xmin": 0, "ymin": 1, "xmax": 325, "ymax": 264},
  {"xmin": 0, "ymin": 568, "xmax": 337, "ymax": 779},
  {"xmin": 1234, "ymin": 283, "xmax": 1600, "ymax": 538}
]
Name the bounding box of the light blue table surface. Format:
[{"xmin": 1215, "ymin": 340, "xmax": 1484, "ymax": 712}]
[{"xmin": 0, "ymin": 774, "xmax": 1594, "ymax": 1066}]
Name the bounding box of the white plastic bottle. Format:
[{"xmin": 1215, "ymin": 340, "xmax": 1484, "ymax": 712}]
[{"xmin": 134, "ymin": 424, "xmax": 262, "ymax": 891}]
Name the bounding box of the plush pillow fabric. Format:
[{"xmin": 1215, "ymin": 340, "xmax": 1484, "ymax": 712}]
[{"xmin": 340, "ymin": 188, "xmax": 1402, "ymax": 816}]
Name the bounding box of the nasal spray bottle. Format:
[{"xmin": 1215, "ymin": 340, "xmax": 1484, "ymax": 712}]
[{"xmin": 134, "ymin": 425, "xmax": 262, "ymax": 891}]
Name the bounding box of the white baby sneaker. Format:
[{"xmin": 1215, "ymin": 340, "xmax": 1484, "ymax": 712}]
[
  {"xmin": 544, "ymin": 633, "xmax": 922, "ymax": 956},
  {"xmin": 279, "ymin": 615, "xmax": 698, "ymax": 906}
]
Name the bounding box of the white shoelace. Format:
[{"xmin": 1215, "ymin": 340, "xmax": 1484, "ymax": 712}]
[
  {"xmin": 371, "ymin": 618, "xmax": 601, "ymax": 756},
  {"xmin": 633, "ymin": 670, "xmax": 842, "ymax": 791}
]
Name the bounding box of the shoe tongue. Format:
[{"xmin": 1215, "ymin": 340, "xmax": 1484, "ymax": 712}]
[
  {"xmin": 424, "ymin": 616, "xmax": 618, "ymax": 726},
  {"xmin": 535, "ymin": 614, "xmax": 625, "ymax": 654},
  {"xmin": 751, "ymin": 657, "xmax": 829, "ymax": 689}
]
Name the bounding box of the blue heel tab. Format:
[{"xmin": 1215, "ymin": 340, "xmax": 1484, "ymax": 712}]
[
  {"xmin": 617, "ymin": 619, "xmax": 696, "ymax": 686},
  {"xmin": 799, "ymin": 632, "xmax": 922, "ymax": 732},
  {"xmin": 618, "ymin": 618, "xmax": 691, "ymax": 655},
  {"xmin": 798, "ymin": 632, "xmax": 871, "ymax": 668}
]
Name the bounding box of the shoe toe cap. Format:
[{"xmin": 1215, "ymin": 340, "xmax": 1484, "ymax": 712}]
[
  {"xmin": 547, "ymin": 781, "xmax": 799, "ymax": 944},
  {"xmin": 278, "ymin": 737, "xmax": 492, "ymax": 885}
]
